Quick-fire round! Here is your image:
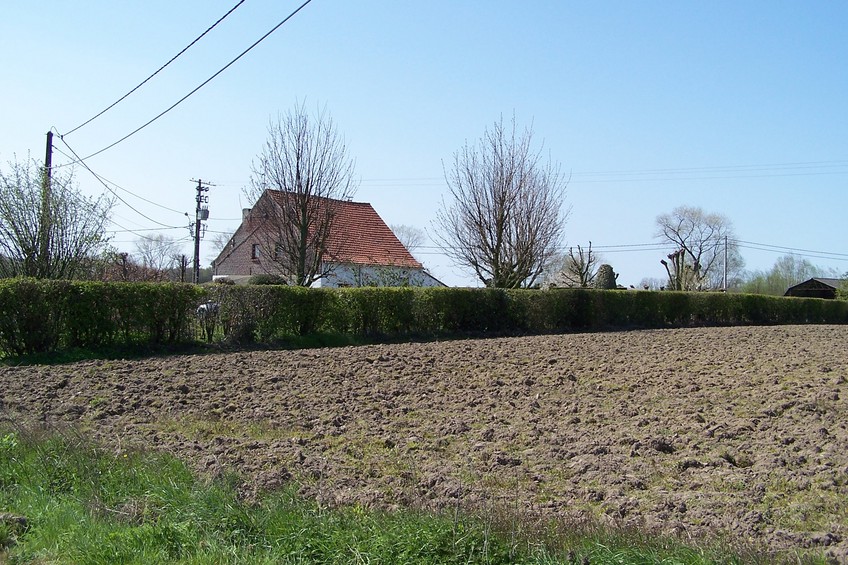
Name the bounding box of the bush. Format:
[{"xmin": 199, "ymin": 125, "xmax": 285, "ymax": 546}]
[
  {"xmin": 594, "ymin": 264, "xmax": 618, "ymax": 290},
  {"xmin": 247, "ymin": 274, "xmax": 287, "ymax": 286}
]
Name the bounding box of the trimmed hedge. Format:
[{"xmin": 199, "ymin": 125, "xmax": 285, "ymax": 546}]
[
  {"xmin": 206, "ymin": 285, "xmax": 848, "ymax": 345},
  {"xmin": 0, "ymin": 279, "xmax": 204, "ymax": 356},
  {"xmin": 0, "ymin": 279, "xmax": 845, "ymax": 357}
]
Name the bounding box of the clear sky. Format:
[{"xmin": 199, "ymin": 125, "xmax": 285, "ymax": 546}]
[{"xmin": 3, "ymin": 1, "xmax": 847, "ymax": 287}]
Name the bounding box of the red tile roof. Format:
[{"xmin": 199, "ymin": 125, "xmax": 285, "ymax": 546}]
[{"xmin": 267, "ymin": 190, "xmax": 422, "ymax": 269}]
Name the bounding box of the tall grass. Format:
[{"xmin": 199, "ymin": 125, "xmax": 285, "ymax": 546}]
[{"xmin": 0, "ymin": 425, "xmax": 806, "ymax": 564}]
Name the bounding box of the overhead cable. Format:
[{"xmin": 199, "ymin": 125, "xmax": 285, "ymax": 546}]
[
  {"xmin": 55, "ymin": 134, "xmax": 183, "ymax": 229},
  {"xmin": 52, "ymin": 144, "xmax": 186, "ymax": 215},
  {"xmin": 71, "ymin": 0, "xmax": 313, "ymax": 163},
  {"xmin": 732, "ymin": 239, "xmax": 848, "ymax": 259},
  {"xmin": 63, "ymin": 0, "xmax": 247, "ymax": 137}
]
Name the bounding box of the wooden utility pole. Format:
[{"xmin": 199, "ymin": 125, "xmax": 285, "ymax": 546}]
[
  {"xmin": 39, "ymin": 131, "xmax": 54, "ymax": 277},
  {"xmin": 191, "ymin": 179, "xmax": 211, "ymax": 283}
]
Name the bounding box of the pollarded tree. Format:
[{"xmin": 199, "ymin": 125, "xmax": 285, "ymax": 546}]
[
  {"xmin": 654, "ymin": 205, "xmax": 743, "ymax": 290},
  {"xmin": 244, "ymin": 103, "xmax": 357, "ymax": 286},
  {"xmin": 0, "ymin": 157, "xmax": 113, "ymax": 279},
  {"xmin": 434, "ymin": 116, "xmax": 569, "ymax": 288}
]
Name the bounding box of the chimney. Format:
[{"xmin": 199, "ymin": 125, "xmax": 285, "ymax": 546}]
[{"xmin": 242, "ymin": 208, "xmax": 251, "ymax": 221}]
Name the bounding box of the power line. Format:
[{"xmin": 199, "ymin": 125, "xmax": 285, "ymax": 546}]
[
  {"xmin": 69, "ymin": 0, "xmax": 314, "ymax": 163},
  {"xmin": 355, "ymin": 161, "xmax": 848, "ymax": 188},
  {"xmin": 52, "ymin": 144, "xmax": 186, "ymax": 215},
  {"xmin": 417, "ymin": 238, "xmax": 848, "ymax": 264},
  {"xmin": 63, "ymin": 0, "xmax": 247, "ymax": 137},
  {"xmin": 106, "ymin": 219, "xmax": 188, "ymax": 243},
  {"xmin": 570, "ymin": 159, "xmax": 848, "ymax": 177},
  {"xmin": 733, "ymin": 239, "xmax": 848, "ymax": 259},
  {"xmin": 569, "ymin": 170, "xmax": 848, "ymax": 184},
  {"xmin": 107, "ymin": 226, "xmax": 185, "ymax": 234},
  {"xmin": 54, "ymin": 134, "xmax": 183, "ymax": 229}
]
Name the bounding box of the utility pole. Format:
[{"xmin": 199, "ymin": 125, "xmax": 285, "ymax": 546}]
[
  {"xmin": 190, "ymin": 179, "xmax": 211, "ymax": 283},
  {"xmin": 39, "ymin": 131, "xmax": 54, "ymax": 277},
  {"xmin": 723, "ymin": 235, "xmax": 728, "ymax": 291}
]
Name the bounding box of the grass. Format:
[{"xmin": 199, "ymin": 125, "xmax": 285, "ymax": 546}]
[{"xmin": 0, "ymin": 424, "xmax": 821, "ymax": 564}]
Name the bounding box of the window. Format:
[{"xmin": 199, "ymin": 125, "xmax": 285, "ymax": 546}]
[{"xmin": 251, "ymin": 244, "xmax": 260, "ymax": 260}]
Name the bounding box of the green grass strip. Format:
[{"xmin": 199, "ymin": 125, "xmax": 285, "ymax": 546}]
[{"xmin": 0, "ymin": 426, "xmax": 805, "ymax": 564}]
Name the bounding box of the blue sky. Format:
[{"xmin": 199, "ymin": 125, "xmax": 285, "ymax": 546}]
[{"xmin": 2, "ymin": 1, "xmax": 847, "ymax": 286}]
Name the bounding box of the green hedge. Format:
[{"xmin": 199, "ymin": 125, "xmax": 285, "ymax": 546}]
[
  {"xmin": 0, "ymin": 279, "xmax": 845, "ymax": 357},
  {"xmin": 206, "ymin": 285, "xmax": 848, "ymax": 345},
  {"xmin": 0, "ymin": 279, "xmax": 204, "ymax": 356}
]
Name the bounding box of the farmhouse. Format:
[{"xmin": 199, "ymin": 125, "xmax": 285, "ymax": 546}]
[
  {"xmin": 212, "ymin": 190, "xmax": 443, "ymax": 288},
  {"xmin": 784, "ymin": 277, "xmax": 845, "ymax": 299}
]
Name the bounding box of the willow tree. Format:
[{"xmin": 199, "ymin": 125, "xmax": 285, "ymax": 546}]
[
  {"xmin": 434, "ymin": 117, "xmax": 568, "ymax": 288},
  {"xmin": 0, "ymin": 157, "xmax": 113, "ymax": 279},
  {"xmin": 244, "ymin": 103, "xmax": 357, "ymax": 286},
  {"xmin": 655, "ymin": 205, "xmax": 743, "ymax": 290}
]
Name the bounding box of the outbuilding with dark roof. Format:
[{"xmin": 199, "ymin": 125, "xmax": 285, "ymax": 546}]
[{"xmin": 784, "ymin": 278, "xmax": 845, "ymax": 299}]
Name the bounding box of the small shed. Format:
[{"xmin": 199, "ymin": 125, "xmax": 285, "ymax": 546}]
[{"xmin": 784, "ymin": 278, "xmax": 845, "ymax": 299}]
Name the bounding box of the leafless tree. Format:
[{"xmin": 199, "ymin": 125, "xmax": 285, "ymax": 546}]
[
  {"xmin": 244, "ymin": 103, "xmax": 357, "ymax": 286},
  {"xmin": 390, "ymin": 224, "xmax": 426, "ymax": 254},
  {"xmin": 0, "ymin": 157, "xmax": 113, "ymax": 279},
  {"xmin": 206, "ymin": 231, "xmax": 233, "ymax": 263},
  {"xmin": 434, "ymin": 116, "xmax": 569, "ymax": 288},
  {"xmin": 661, "ymin": 249, "xmax": 695, "ymax": 291},
  {"xmin": 560, "ymin": 242, "xmax": 599, "ymax": 287},
  {"xmin": 134, "ymin": 234, "xmax": 181, "ymax": 279},
  {"xmin": 655, "ymin": 205, "xmax": 743, "ymax": 290}
]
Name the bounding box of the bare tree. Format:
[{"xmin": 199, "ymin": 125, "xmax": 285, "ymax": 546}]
[
  {"xmin": 134, "ymin": 234, "xmax": 180, "ymax": 279},
  {"xmin": 434, "ymin": 116, "xmax": 569, "ymax": 288},
  {"xmin": 543, "ymin": 243, "xmax": 600, "ymax": 288},
  {"xmin": 661, "ymin": 249, "xmax": 696, "ymax": 291},
  {"xmin": 655, "ymin": 205, "xmax": 743, "ymax": 290},
  {"xmin": 244, "ymin": 103, "xmax": 357, "ymax": 286},
  {"xmin": 0, "ymin": 157, "xmax": 113, "ymax": 279},
  {"xmin": 561, "ymin": 242, "xmax": 599, "ymax": 287},
  {"xmin": 206, "ymin": 230, "xmax": 233, "ymax": 263},
  {"xmin": 390, "ymin": 224, "xmax": 426, "ymax": 253}
]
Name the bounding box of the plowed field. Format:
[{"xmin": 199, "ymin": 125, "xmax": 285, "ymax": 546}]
[{"xmin": 2, "ymin": 325, "xmax": 846, "ymax": 560}]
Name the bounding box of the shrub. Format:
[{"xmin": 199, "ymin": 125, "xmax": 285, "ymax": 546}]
[
  {"xmin": 0, "ymin": 278, "xmax": 62, "ymax": 355},
  {"xmin": 594, "ymin": 264, "xmax": 618, "ymax": 290},
  {"xmin": 247, "ymin": 274, "xmax": 287, "ymax": 286}
]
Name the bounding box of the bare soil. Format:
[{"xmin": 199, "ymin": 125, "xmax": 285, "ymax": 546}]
[{"xmin": 2, "ymin": 325, "xmax": 847, "ymax": 561}]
